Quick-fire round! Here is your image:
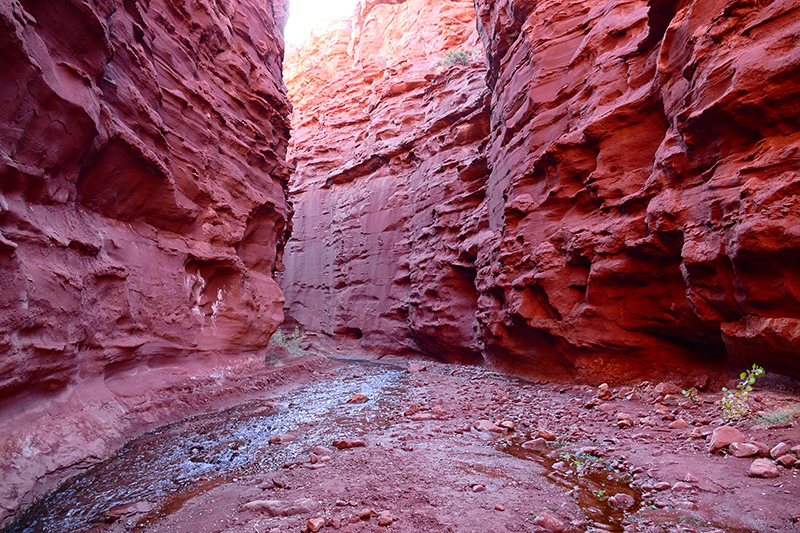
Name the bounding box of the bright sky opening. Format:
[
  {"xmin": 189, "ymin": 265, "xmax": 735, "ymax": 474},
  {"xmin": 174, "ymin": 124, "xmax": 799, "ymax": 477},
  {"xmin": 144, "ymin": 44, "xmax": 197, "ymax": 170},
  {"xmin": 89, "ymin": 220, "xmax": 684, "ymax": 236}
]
[{"xmin": 284, "ymin": 0, "xmax": 360, "ymax": 47}]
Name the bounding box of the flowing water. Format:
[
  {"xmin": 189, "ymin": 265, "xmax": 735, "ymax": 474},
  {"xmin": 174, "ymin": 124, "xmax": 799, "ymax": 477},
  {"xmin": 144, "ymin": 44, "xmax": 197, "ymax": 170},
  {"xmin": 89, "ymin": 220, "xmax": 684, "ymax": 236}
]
[{"xmin": 3, "ymin": 361, "xmax": 409, "ymax": 533}]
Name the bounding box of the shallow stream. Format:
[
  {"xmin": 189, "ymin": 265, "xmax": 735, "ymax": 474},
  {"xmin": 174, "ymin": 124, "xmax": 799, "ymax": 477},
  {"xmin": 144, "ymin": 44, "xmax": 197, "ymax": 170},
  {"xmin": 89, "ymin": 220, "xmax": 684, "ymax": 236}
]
[{"xmin": 3, "ymin": 361, "xmax": 408, "ymax": 533}]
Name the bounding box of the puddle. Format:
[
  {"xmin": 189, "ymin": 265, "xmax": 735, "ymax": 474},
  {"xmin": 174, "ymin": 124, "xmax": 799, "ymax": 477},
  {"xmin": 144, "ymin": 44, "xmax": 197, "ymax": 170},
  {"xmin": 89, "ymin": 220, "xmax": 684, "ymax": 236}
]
[
  {"xmin": 2, "ymin": 362, "xmax": 408, "ymax": 533},
  {"xmin": 498, "ymin": 436, "xmax": 642, "ymax": 532}
]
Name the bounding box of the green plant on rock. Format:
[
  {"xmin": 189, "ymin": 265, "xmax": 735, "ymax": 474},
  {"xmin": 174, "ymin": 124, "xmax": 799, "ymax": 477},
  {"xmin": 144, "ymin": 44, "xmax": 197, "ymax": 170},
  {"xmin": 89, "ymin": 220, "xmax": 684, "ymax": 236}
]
[{"xmin": 720, "ymin": 364, "xmax": 765, "ymax": 420}]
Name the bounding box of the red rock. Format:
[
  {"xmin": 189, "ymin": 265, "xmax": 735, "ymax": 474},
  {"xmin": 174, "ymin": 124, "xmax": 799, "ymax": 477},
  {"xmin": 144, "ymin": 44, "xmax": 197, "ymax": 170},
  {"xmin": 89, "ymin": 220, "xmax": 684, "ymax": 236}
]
[
  {"xmin": 308, "ymin": 517, "xmax": 326, "ymax": 532},
  {"xmin": 752, "ymin": 441, "xmax": 771, "ymax": 458},
  {"xmin": 333, "ymin": 439, "xmax": 367, "ymax": 449},
  {"xmin": 729, "ymin": 443, "xmax": 760, "ymax": 458},
  {"xmin": 536, "ymin": 429, "xmax": 557, "ymax": 442},
  {"xmin": 270, "ymin": 434, "xmax": 297, "ymax": 445},
  {"xmin": 770, "ymin": 442, "xmax": 790, "ymax": 459},
  {"xmin": 358, "ymin": 508, "xmax": 376, "ymax": 520},
  {"xmin": 521, "ymin": 438, "xmax": 548, "ymax": 452},
  {"xmin": 0, "ymin": 0, "xmax": 292, "ymax": 522},
  {"xmin": 708, "ymin": 427, "xmax": 744, "ymax": 453},
  {"xmin": 749, "ymin": 458, "xmax": 779, "ymax": 478},
  {"xmin": 608, "ymin": 493, "xmax": 635, "ymax": 508},
  {"xmin": 242, "ymin": 498, "xmax": 319, "ymax": 517},
  {"xmin": 378, "ymin": 510, "xmax": 393, "ymax": 526},
  {"xmin": 347, "ymin": 394, "xmax": 370, "ymax": 404},
  {"xmin": 474, "ymin": 420, "xmax": 503, "ymax": 433},
  {"xmin": 532, "ymin": 512, "xmax": 565, "ymax": 533},
  {"xmin": 408, "ymin": 363, "xmax": 427, "ymax": 373},
  {"xmin": 776, "ymin": 454, "xmax": 796, "ymax": 468},
  {"xmin": 669, "ymin": 419, "xmax": 690, "ymax": 430}
]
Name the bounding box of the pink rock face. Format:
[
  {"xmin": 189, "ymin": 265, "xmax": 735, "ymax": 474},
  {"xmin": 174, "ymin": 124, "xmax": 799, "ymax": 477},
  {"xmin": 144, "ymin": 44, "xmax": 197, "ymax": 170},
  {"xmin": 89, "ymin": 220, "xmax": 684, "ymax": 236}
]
[
  {"xmin": 0, "ymin": 0, "xmax": 291, "ymax": 524},
  {"xmin": 280, "ymin": 0, "xmax": 488, "ymax": 363}
]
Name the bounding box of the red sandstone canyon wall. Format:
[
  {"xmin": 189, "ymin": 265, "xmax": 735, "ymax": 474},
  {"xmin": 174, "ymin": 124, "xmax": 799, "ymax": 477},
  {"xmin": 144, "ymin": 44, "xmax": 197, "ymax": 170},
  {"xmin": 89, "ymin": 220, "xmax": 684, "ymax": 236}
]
[
  {"xmin": 281, "ymin": 0, "xmax": 490, "ymax": 363},
  {"xmin": 473, "ymin": 0, "xmax": 800, "ymax": 382},
  {"xmin": 283, "ymin": 0, "xmax": 800, "ymax": 383},
  {"xmin": 0, "ymin": 0, "xmax": 292, "ymax": 523}
]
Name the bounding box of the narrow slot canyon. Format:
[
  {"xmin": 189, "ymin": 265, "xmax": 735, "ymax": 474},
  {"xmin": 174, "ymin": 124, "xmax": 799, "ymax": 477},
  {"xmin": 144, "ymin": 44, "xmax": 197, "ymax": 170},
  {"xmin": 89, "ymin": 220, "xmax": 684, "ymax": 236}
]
[{"xmin": 1, "ymin": 1, "xmax": 800, "ymax": 532}]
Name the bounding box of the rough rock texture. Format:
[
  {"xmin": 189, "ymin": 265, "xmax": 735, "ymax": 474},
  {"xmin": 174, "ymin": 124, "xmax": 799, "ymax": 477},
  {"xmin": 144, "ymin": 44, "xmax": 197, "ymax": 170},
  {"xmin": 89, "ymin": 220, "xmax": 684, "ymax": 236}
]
[
  {"xmin": 0, "ymin": 0, "xmax": 292, "ymax": 523},
  {"xmin": 284, "ymin": 0, "xmax": 800, "ymax": 382},
  {"xmin": 280, "ymin": 0, "xmax": 489, "ymax": 362},
  {"xmin": 473, "ymin": 0, "xmax": 800, "ymax": 381}
]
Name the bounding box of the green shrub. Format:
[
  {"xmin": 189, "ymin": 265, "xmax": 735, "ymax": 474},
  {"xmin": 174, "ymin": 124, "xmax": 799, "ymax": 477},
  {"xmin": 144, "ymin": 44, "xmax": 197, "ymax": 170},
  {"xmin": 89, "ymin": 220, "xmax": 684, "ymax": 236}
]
[
  {"xmin": 720, "ymin": 364, "xmax": 764, "ymax": 420},
  {"xmin": 442, "ymin": 50, "xmax": 470, "ymax": 66},
  {"xmin": 270, "ymin": 325, "xmax": 305, "ymax": 358}
]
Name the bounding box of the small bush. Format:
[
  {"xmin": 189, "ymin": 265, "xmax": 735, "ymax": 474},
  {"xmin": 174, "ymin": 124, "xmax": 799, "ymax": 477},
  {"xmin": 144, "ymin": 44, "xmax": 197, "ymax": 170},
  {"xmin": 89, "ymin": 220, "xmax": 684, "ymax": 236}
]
[
  {"xmin": 720, "ymin": 364, "xmax": 765, "ymax": 420},
  {"xmin": 270, "ymin": 325, "xmax": 305, "ymax": 358},
  {"xmin": 441, "ymin": 50, "xmax": 470, "ymax": 67},
  {"xmin": 753, "ymin": 404, "xmax": 800, "ymax": 427}
]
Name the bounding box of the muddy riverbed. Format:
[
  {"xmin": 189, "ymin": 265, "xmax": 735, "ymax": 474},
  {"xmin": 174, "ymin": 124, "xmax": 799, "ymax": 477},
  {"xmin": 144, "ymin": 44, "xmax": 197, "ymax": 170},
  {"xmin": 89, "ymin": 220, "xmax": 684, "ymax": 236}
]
[{"xmin": 3, "ymin": 358, "xmax": 800, "ymax": 533}]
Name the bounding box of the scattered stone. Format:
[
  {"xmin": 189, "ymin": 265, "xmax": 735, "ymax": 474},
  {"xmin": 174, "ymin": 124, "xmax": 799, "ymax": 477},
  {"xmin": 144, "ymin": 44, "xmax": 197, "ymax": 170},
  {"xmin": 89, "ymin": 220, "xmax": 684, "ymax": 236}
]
[
  {"xmin": 408, "ymin": 363, "xmax": 427, "ymax": 372},
  {"xmin": 597, "ymin": 383, "xmax": 612, "ymax": 400},
  {"xmin": 378, "ymin": 510, "xmax": 393, "ymax": 526},
  {"xmin": 307, "ymin": 517, "xmax": 326, "ymax": 532},
  {"xmin": 521, "ymin": 438, "xmax": 548, "ymax": 452},
  {"xmin": 749, "ymin": 458, "xmax": 779, "ymax": 478},
  {"xmin": 770, "ymin": 442, "xmax": 790, "ymax": 459},
  {"xmin": 536, "ymin": 429, "xmax": 557, "ymax": 441},
  {"xmin": 708, "ymin": 426, "xmax": 744, "ymax": 453},
  {"xmin": 495, "ymin": 504, "xmax": 505, "ymax": 511},
  {"xmin": 608, "ymin": 493, "xmax": 635, "ymax": 508},
  {"xmin": 791, "ymin": 445, "xmax": 800, "ymax": 456},
  {"xmin": 751, "ymin": 441, "xmax": 771, "ymax": 457},
  {"xmin": 333, "ymin": 439, "xmax": 366, "ymax": 449},
  {"xmin": 269, "ymin": 433, "xmax": 296, "ymax": 445},
  {"xmin": 694, "ymin": 375, "xmax": 711, "ymax": 391},
  {"xmin": 241, "ymin": 498, "xmax": 319, "ymax": 517},
  {"xmin": 671, "ymin": 482, "xmax": 693, "ymax": 492},
  {"xmin": 499, "ymin": 420, "xmax": 515, "ymax": 430},
  {"xmin": 532, "ymin": 512, "xmax": 565, "ymax": 533},
  {"xmin": 358, "ymin": 508, "xmax": 376, "ymax": 520},
  {"xmin": 669, "ymin": 419, "xmax": 689, "ymax": 429},
  {"xmin": 411, "ymin": 412, "xmax": 436, "ymax": 421},
  {"xmin": 474, "ymin": 420, "xmax": 503, "ymax": 433},
  {"xmin": 776, "ymin": 454, "xmax": 796, "ymax": 467},
  {"xmin": 729, "ymin": 442, "xmax": 760, "ymax": 458},
  {"xmin": 653, "ymin": 482, "xmax": 671, "ymax": 491},
  {"xmin": 347, "ymin": 394, "xmax": 369, "ymax": 404},
  {"xmin": 655, "ymin": 382, "xmax": 682, "ymax": 396},
  {"xmin": 617, "ymin": 413, "xmax": 633, "ymax": 429},
  {"xmin": 312, "ymin": 446, "xmax": 334, "ymax": 456},
  {"xmin": 471, "ymin": 484, "xmax": 486, "ymax": 492}
]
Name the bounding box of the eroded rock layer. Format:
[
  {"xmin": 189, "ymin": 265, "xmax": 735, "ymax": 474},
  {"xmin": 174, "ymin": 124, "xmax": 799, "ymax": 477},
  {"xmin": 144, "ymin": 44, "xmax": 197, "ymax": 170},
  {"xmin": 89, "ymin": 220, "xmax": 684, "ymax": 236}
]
[
  {"xmin": 473, "ymin": 0, "xmax": 800, "ymax": 382},
  {"xmin": 281, "ymin": 0, "xmax": 489, "ymax": 362},
  {"xmin": 0, "ymin": 0, "xmax": 292, "ymax": 523},
  {"xmin": 285, "ymin": 0, "xmax": 800, "ymax": 383}
]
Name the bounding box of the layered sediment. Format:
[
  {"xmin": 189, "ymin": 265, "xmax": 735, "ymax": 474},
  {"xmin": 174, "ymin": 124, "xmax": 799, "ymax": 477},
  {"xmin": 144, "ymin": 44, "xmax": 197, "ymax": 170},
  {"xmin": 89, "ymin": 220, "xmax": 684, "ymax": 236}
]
[
  {"xmin": 283, "ymin": 0, "xmax": 800, "ymax": 382},
  {"xmin": 0, "ymin": 0, "xmax": 293, "ymax": 523}
]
